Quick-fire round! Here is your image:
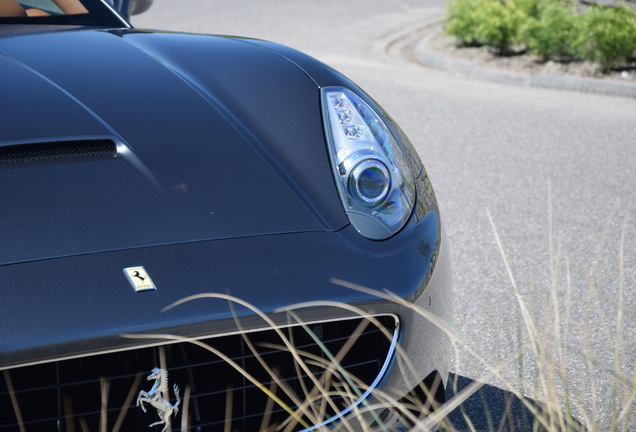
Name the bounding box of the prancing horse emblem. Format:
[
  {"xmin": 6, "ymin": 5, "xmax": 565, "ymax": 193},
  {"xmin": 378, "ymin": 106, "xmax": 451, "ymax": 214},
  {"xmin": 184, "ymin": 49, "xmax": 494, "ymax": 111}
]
[
  {"xmin": 136, "ymin": 368, "xmax": 181, "ymax": 432},
  {"xmin": 124, "ymin": 266, "xmax": 156, "ymax": 292}
]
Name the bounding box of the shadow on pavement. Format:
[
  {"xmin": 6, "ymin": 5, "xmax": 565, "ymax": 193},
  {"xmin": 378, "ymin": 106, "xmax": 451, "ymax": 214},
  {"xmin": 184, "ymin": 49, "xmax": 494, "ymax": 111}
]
[{"xmin": 441, "ymin": 373, "xmax": 564, "ymax": 432}]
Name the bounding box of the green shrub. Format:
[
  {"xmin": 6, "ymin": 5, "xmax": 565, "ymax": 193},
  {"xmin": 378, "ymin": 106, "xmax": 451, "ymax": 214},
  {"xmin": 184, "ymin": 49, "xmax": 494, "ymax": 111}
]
[
  {"xmin": 515, "ymin": 0, "xmax": 543, "ymax": 20},
  {"xmin": 446, "ymin": 0, "xmax": 530, "ymax": 53},
  {"xmin": 573, "ymin": 4, "xmax": 636, "ymax": 71},
  {"xmin": 472, "ymin": 0, "xmax": 526, "ymax": 53},
  {"xmin": 445, "ymin": 0, "xmax": 547, "ymax": 53},
  {"xmin": 520, "ymin": 0, "xmax": 578, "ymax": 60},
  {"xmin": 445, "ymin": 0, "xmax": 636, "ymax": 71},
  {"xmin": 445, "ymin": 0, "xmax": 485, "ymax": 47}
]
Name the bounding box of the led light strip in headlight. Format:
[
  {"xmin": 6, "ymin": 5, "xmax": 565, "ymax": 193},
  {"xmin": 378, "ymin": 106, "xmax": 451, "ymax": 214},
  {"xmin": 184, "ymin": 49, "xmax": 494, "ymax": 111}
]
[{"xmin": 321, "ymin": 87, "xmax": 416, "ymax": 240}]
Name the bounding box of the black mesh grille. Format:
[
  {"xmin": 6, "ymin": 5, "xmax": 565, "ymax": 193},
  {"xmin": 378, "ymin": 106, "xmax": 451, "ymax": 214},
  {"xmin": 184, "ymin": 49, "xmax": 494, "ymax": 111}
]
[
  {"xmin": 0, "ymin": 140, "xmax": 117, "ymax": 164},
  {"xmin": 0, "ymin": 316, "xmax": 397, "ymax": 431}
]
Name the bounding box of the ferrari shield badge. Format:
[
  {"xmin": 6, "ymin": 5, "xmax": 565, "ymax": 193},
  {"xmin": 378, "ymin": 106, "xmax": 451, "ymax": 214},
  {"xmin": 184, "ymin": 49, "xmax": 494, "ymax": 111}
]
[
  {"xmin": 137, "ymin": 368, "xmax": 181, "ymax": 432},
  {"xmin": 124, "ymin": 266, "xmax": 156, "ymax": 292}
]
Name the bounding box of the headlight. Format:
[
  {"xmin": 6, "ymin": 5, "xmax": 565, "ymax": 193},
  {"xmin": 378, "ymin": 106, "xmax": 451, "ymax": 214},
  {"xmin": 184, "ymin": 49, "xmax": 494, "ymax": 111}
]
[{"xmin": 321, "ymin": 87, "xmax": 417, "ymax": 240}]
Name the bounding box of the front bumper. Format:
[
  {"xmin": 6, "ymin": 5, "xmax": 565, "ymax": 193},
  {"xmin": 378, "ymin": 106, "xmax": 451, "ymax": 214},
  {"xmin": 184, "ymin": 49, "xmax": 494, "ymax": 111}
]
[{"xmin": 0, "ymin": 177, "xmax": 452, "ymax": 431}]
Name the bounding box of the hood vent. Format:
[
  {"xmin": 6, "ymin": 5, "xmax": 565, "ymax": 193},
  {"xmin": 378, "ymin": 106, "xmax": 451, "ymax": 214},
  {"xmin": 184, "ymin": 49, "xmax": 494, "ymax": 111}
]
[{"xmin": 0, "ymin": 139, "xmax": 117, "ymax": 164}]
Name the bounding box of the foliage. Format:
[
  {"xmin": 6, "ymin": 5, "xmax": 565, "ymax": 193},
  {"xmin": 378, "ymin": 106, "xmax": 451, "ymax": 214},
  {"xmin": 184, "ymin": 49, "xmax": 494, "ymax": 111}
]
[
  {"xmin": 445, "ymin": 0, "xmax": 636, "ymax": 72},
  {"xmin": 446, "ymin": 0, "xmax": 531, "ymax": 53},
  {"xmin": 445, "ymin": 0, "xmax": 486, "ymax": 47},
  {"xmin": 515, "ymin": 0, "xmax": 544, "ymax": 21},
  {"xmin": 472, "ymin": 0, "xmax": 526, "ymax": 53},
  {"xmin": 520, "ymin": 0, "xmax": 579, "ymax": 60},
  {"xmin": 573, "ymin": 4, "xmax": 636, "ymax": 71}
]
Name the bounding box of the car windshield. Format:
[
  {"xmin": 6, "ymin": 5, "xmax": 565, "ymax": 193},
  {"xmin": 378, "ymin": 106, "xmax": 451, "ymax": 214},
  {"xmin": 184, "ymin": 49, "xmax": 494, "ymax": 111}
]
[{"xmin": 0, "ymin": 0, "xmax": 124, "ymax": 26}]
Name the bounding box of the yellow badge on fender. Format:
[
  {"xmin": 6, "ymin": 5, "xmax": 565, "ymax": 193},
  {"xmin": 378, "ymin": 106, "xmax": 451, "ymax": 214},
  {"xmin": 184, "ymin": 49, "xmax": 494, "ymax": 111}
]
[{"xmin": 124, "ymin": 266, "xmax": 156, "ymax": 292}]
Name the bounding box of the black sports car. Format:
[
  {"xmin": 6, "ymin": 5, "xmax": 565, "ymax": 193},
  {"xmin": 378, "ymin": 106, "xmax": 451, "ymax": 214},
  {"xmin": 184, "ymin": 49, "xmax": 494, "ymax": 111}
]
[{"xmin": 0, "ymin": 0, "xmax": 453, "ymax": 430}]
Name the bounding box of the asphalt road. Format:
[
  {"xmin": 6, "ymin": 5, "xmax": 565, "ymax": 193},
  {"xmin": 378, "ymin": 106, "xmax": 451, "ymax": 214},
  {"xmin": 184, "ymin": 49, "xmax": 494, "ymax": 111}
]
[{"xmin": 135, "ymin": 2, "xmax": 636, "ymax": 430}]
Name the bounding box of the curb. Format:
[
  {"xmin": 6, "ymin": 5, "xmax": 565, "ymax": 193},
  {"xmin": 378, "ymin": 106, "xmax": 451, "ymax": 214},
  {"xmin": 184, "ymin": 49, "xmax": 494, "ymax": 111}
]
[{"xmin": 414, "ymin": 22, "xmax": 636, "ymax": 99}]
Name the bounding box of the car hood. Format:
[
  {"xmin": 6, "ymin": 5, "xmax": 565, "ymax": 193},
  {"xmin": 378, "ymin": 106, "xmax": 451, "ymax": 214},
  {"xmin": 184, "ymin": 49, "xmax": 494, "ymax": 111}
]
[{"xmin": 0, "ymin": 29, "xmax": 347, "ymax": 265}]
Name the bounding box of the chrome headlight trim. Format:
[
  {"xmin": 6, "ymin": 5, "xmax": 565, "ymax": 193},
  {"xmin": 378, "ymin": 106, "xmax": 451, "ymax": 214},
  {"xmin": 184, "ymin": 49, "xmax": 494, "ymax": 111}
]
[{"xmin": 321, "ymin": 87, "xmax": 416, "ymax": 240}]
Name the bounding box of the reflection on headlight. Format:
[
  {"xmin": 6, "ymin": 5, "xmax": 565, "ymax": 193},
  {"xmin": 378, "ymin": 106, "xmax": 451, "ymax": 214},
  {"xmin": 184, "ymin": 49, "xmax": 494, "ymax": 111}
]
[{"xmin": 321, "ymin": 87, "xmax": 416, "ymax": 240}]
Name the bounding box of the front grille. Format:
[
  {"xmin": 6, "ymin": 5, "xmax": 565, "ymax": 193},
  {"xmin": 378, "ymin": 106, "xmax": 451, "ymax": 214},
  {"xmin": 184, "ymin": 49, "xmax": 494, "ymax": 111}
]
[
  {"xmin": 0, "ymin": 315, "xmax": 398, "ymax": 431},
  {"xmin": 0, "ymin": 139, "xmax": 117, "ymax": 164}
]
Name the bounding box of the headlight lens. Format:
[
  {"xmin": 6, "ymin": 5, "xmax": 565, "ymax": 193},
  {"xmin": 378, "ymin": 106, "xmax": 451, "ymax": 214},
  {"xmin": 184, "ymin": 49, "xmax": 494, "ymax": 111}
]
[{"xmin": 321, "ymin": 87, "xmax": 416, "ymax": 240}]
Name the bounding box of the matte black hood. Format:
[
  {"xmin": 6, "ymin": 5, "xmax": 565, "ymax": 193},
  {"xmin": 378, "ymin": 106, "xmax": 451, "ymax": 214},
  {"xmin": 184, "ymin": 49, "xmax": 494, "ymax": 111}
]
[{"xmin": 0, "ymin": 29, "xmax": 348, "ymax": 265}]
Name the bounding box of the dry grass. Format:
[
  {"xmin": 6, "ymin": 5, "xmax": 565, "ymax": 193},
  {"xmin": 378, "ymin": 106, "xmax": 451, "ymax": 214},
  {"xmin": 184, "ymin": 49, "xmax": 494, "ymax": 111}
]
[
  {"xmin": 4, "ymin": 190, "xmax": 634, "ymax": 431},
  {"xmin": 436, "ymin": 185, "xmax": 635, "ymax": 432}
]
